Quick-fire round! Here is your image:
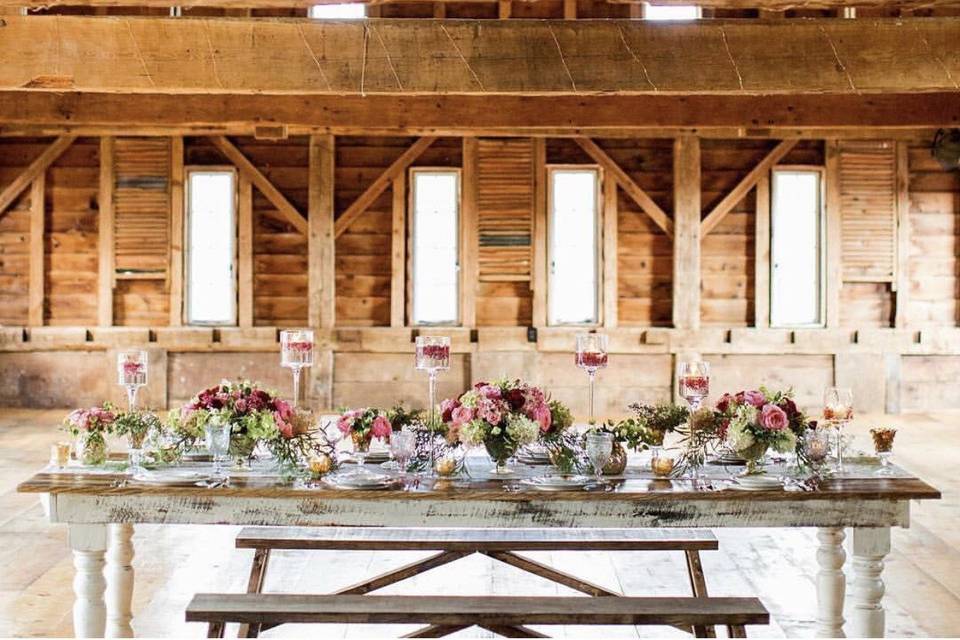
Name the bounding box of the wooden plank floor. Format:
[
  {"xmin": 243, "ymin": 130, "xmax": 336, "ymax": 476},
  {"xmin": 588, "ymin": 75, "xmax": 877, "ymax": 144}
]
[{"xmin": 1, "ymin": 408, "xmax": 958, "ymax": 638}]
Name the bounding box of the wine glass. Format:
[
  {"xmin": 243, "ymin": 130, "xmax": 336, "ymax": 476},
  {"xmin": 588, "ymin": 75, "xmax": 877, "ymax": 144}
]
[
  {"xmin": 281, "ymin": 329, "xmax": 314, "ymax": 408},
  {"xmin": 117, "ymin": 350, "xmax": 148, "ymax": 412},
  {"xmin": 576, "ymin": 333, "xmax": 608, "ymax": 425},
  {"xmin": 870, "ymin": 428, "xmax": 897, "ymax": 476},
  {"xmin": 823, "ymin": 386, "xmax": 853, "ymax": 473},
  {"xmin": 205, "ymin": 419, "xmax": 231, "ymax": 481},
  {"xmin": 585, "ymin": 431, "xmax": 613, "ymax": 484},
  {"xmin": 415, "ymin": 336, "xmax": 450, "ymax": 472},
  {"xmin": 390, "ymin": 430, "xmax": 417, "ymax": 477},
  {"xmin": 803, "ymin": 429, "xmax": 831, "ymax": 477},
  {"xmin": 678, "ymin": 360, "xmax": 710, "ymax": 410}
]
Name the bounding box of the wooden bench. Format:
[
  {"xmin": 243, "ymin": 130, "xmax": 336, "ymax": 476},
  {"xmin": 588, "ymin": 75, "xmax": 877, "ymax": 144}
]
[
  {"xmin": 187, "ymin": 593, "xmax": 770, "ymax": 638},
  {"xmin": 234, "ymin": 526, "xmax": 723, "ymax": 637}
]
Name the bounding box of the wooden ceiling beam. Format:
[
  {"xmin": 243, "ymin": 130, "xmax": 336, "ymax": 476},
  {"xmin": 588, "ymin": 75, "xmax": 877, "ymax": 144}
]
[
  {"xmin": 209, "ymin": 136, "xmax": 308, "ymax": 235},
  {"xmin": 334, "ymin": 137, "xmax": 436, "ymax": 238},
  {"xmin": 574, "ymin": 137, "xmax": 673, "ymax": 237},
  {"xmin": 3, "ymin": 0, "xmax": 959, "ymax": 8},
  {"xmin": 701, "ymin": 139, "xmax": 798, "ymax": 236},
  {"xmin": 2, "ymin": 17, "xmax": 960, "ymax": 96},
  {"xmin": 0, "ymin": 93, "xmax": 956, "ymax": 133},
  {"xmin": 0, "ymin": 135, "xmax": 75, "ymax": 217}
]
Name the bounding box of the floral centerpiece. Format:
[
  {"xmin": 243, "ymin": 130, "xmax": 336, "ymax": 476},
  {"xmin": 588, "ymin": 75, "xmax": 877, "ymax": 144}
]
[
  {"xmin": 63, "ymin": 404, "xmax": 116, "ymax": 465},
  {"xmin": 629, "ymin": 402, "xmax": 690, "ymax": 449},
  {"xmin": 113, "ymin": 409, "xmax": 161, "ymax": 450},
  {"xmin": 337, "ymin": 407, "xmax": 392, "ymax": 453},
  {"xmin": 168, "ymin": 380, "xmax": 321, "ymax": 468},
  {"xmin": 442, "ymin": 380, "xmax": 554, "ymax": 473}
]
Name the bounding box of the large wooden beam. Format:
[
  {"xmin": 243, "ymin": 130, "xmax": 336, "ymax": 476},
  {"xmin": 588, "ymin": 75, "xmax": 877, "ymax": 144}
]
[
  {"xmin": 602, "ymin": 173, "xmax": 618, "ymax": 329},
  {"xmin": 2, "ymin": 17, "xmax": 959, "ymax": 96},
  {"xmin": 0, "ymin": 135, "xmax": 75, "ymax": 216},
  {"xmin": 825, "ymin": 140, "xmax": 842, "ymax": 329},
  {"xmin": 894, "ymin": 141, "xmax": 910, "ymax": 328},
  {"xmin": 168, "ymin": 136, "xmax": 184, "ymax": 326},
  {"xmin": 461, "ymin": 137, "xmax": 479, "ymax": 328},
  {"xmin": 308, "ymin": 134, "xmax": 335, "ymax": 409},
  {"xmin": 575, "ymin": 137, "xmax": 673, "ymax": 238},
  {"xmin": 390, "ymin": 174, "xmax": 406, "ymax": 328},
  {"xmin": 701, "ymin": 140, "xmax": 798, "ymax": 236},
  {"xmin": 97, "ymin": 136, "xmax": 114, "ymax": 327},
  {"xmin": 334, "ymin": 137, "xmax": 436, "ymax": 239},
  {"xmin": 531, "ymin": 138, "xmax": 547, "ymax": 328},
  {"xmin": 672, "ymin": 137, "xmax": 701, "ymax": 331},
  {"xmin": 238, "ymin": 175, "xmax": 254, "ymax": 328},
  {"xmin": 28, "ymin": 176, "xmax": 44, "ymax": 326},
  {"xmin": 209, "ymin": 136, "xmax": 308, "ymax": 236},
  {"xmin": 0, "ymin": 93, "xmax": 957, "ymax": 134}
]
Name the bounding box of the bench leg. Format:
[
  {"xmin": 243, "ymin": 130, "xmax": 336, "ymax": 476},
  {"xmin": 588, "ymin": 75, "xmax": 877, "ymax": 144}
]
[
  {"xmin": 685, "ymin": 550, "xmax": 717, "ymax": 638},
  {"xmin": 481, "ymin": 551, "xmax": 620, "ymax": 597},
  {"xmin": 402, "ymin": 624, "xmax": 472, "ymax": 638},
  {"xmin": 337, "ymin": 550, "xmax": 471, "ymax": 595},
  {"xmin": 238, "ymin": 548, "xmax": 271, "ymax": 639},
  {"xmin": 207, "ymin": 622, "xmax": 225, "ymax": 638},
  {"xmin": 729, "ymin": 625, "xmax": 747, "ymax": 638},
  {"xmin": 480, "ymin": 624, "xmax": 550, "ymax": 638}
]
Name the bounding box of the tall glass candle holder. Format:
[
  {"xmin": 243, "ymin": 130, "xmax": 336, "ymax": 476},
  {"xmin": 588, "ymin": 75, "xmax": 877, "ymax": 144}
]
[
  {"xmin": 280, "ymin": 329, "xmax": 314, "ymax": 408},
  {"xmin": 415, "ymin": 335, "xmax": 450, "ymax": 472},
  {"xmin": 575, "ymin": 333, "xmax": 608, "ymax": 425},
  {"xmin": 678, "ymin": 360, "xmax": 710, "ymax": 411},
  {"xmin": 117, "ymin": 350, "xmax": 148, "ymax": 412},
  {"xmin": 823, "ymin": 386, "xmax": 853, "ymax": 473}
]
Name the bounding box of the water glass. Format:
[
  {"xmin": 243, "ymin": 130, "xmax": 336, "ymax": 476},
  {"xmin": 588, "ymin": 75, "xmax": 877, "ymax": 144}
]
[
  {"xmin": 585, "ymin": 432, "xmax": 613, "ymax": 483},
  {"xmin": 205, "ymin": 420, "xmax": 231, "ymax": 480},
  {"xmin": 678, "ymin": 360, "xmax": 710, "ymax": 410},
  {"xmin": 390, "ymin": 430, "xmax": 417, "ymax": 474}
]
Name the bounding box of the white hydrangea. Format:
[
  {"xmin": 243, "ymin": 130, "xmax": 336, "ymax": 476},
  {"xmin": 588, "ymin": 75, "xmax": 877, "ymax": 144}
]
[
  {"xmin": 460, "ymin": 420, "xmax": 487, "ymax": 446},
  {"xmin": 726, "ymin": 419, "xmax": 755, "ymax": 453},
  {"xmin": 459, "ymin": 391, "xmax": 479, "ymax": 409},
  {"xmin": 505, "ymin": 414, "xmax": 539, "ymax": 446},
  {"xmin": 771, "ymin": 428, "xmax": 797, "ymax": 454}
]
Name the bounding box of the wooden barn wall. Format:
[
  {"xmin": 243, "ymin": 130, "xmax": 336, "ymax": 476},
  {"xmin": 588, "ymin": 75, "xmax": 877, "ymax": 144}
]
[
  {"xmin": 0, "ymin": 138, "xmax": 36, "ymax": 326},
  {"xmin": 334, "ymin": 136, "xmax": 461, "ymax": 327},
  {"xmin": 185, "ymin": 136, "xmax": 309, "ymax": 327}
]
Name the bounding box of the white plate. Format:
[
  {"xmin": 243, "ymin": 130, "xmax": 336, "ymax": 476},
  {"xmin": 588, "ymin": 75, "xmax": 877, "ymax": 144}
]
[
  {"xmin": 732, "ymin": 475, "xmax": 783, "ymax": 491},
  {"xmin": 520, "ymin": 475, "xmax": 592, "ymax": 491},
  {"xmin": 327, "ymin": 472, "xmax": 394, "ymax": 488},
  {"xmin": 132, "ymin": 469, "xmax": 213, "ymax": 485}
]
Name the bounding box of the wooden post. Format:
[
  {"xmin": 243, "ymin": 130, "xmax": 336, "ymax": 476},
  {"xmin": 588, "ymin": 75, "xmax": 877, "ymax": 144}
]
[
  {"xmin": 98, "ymin": 136, "xmax": 115, "ymax": 327},
  {"xmin": 309, "ymin": 134, "xmax": 335, "ymax": 408},
  {"xmin": 237, "ymin": 175, "xmax": 253, "ymax": 328},
  {"xmin": 754, "ymin": 173, "xmax": 771, "ymax": 328},
  {"xmin": 28, "ymin": 175, "xmax": 45, "ymax": 326},
  {"xmin": 461, "ymin": 137, "xmax": 478, "ymax": 328},
  {"xmin": 825, "ymin": 140, "xmax": 842, "ymax": 328},
  {"xmin": 498, "ymin": 0, "xmax": 511, "ymax": 18},
  {"xmin": 563, "ymin": 0, "xmax": 577, "ymax": 19},
  {"xmin": 532, "ymin": 138, "xmax": 547, "ymax": 328},
  {"xmin": 672, "ymin": 136, "xmax": 701, "ymax": 331},
  {"xmin": 169, "ymin": 136, "xmax": 184, "ymax": 326},
  {"xmin": 603, "ymin": 173, "xmax": 618, "ymax": 328},
  {"xmin": 894, "ymin": 142, "xmax": 910, "ymax": 328},
  {"xmin": 390, "ymin": 174, "xmax": 406, "ymax": 328}
]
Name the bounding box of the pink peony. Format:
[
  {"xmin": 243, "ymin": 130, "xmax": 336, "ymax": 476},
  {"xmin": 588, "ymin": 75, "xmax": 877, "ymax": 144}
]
[
  {"xmin": 742, "ymin": 390, "xmax": 766, "ymax": 408},
  {"xmin": 760, "ymin": 404, "xmax": 789, "ymax": 431},
  {"xmin": 478, "ymin": 385, "xmax": 502, "ymax": 400},
  {"xmin": 451, "ymin": 405, "xmax": 475, "ymax": 426},
  {"xmin": 273, "ymin": 399, "xmax": 294, "ymax": 422},
  {"xmin": 716, "ymin": 393, "xmax": 735, "ymax": 413},
  {"xmin": 370, "ymin": 415, "xmax": 392, "ymax": 440},
  {"xmin": 337, "ymin": 416, "xmax": 353, "ymax": 435},
  {"xmin": 533, "ymin": 403, "xmax": 552, "ymax": 432},
  {"xmin": 276, "ymin": 418, "xmax": 294, "ymax": 439},
  {"xmin": 440, "ymin": 398, "xmax": 459, "ymax": 422}
]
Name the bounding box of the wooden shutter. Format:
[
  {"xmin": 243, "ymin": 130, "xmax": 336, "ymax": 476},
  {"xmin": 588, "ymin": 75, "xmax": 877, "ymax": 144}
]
[
  {"xmin": 839, "ymin": 140, "xmax": 897, "ymax": 282},
  {"xmin": 476, "ymin": 139, "xmax": 533, "ymax": 283},
  {"xmin": 113, "ymin": 138, "xmax": 171, "ymax": 275}
]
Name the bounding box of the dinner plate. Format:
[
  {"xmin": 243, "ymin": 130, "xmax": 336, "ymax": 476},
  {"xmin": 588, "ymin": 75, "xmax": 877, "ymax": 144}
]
[
  {"xmin": 326, "ymin": 472, "xmax": 395, "ymax": 489},
  {"xmin": 131, "ymin": 468, "xmax": 213, "ymax": 485},
  {"xmin": 520, "ymin": 475, "xmax": 592, "ymax": 491},
  {"xmin": 731, "ymin": 475, "xmax": 783, "ymax": 491}
]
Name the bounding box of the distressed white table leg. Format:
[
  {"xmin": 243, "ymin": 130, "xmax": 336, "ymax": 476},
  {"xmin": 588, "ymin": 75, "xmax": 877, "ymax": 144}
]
[
  {"xmin": 850, "ymin": 527, "xmax": 891, "ymax": 638},
  {"xmin": 106, "ymin": 523, "xmax": 135, "ymax": 638},
  {"xmin": 70, "ymin": 523, "xmax": 108, "ymax": 638},
  {"xmin": 816, "ymin": 526, "xmax": 846, "ymax": 638}
]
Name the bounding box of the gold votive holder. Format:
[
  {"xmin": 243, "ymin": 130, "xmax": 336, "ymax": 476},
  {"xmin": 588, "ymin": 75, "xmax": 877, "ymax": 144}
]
[
  {"xmin": 51, "ymin": 442, "xmax": 71, "ymax": 468},
  {"xmin": 308, "ymin": 454, "xmax": 334, "ymax": 478},
  {"xmin": 651, "ymin": 456, "xmax": 675, "ymax": 478},
  {"xmin": 434, "ymin": 456, "xmax": 458, "ymax": 477}
]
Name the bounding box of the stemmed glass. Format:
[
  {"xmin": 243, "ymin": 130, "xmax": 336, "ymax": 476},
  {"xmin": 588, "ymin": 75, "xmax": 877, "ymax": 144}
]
[
  {"xmin": 390, "ymin": 430, "xmax": 417, "ymax": 479},
  {"xmin": 281, "ymin": 329, "xmax": 314, "ymax": 408},
  {"xmin": 415, "ymin": 336, "xmax": 450, "ymax": 471},
  {"xmin": 585, "ymin": 431, "xmax": 613, "ymax": 484},
  {"xmin": 870, "ymin": 428, "xmax": 897, "ymax": 476},
  {"xmin": 117, "ymin": 350, "xmax": 148, "ymax": 412},
  {"xmin": 205, "ymin": 419, "xmax": 231, "ymax": 481},
  {"xmin": 576, "ymin": 333, "xmax": 608, "ymax": 425},
  {"xmin": 678, "ymin": 360, "xmax": 710, "ymax": 410},
  {"xmin": 823, "ymin": 386, "xmax": 853, "ymax": 473}
]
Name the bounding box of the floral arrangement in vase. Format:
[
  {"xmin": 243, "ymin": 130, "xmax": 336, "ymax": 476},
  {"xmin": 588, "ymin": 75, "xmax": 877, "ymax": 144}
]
[
  {"xmin": 442, "ymin": 380, "xmax": 560, "ymax": 473},
  {"xmin": 113, "ymin": 409, "xmax": 162, "ymax": 450},
  {"xmin": 629, "ymin": 402, "xmax": 690, "ymax": 449},
  {"xmin": 168, "ymin": 380, "xmax": 321, "ymax": 467},
  {"xmin": 337, "ymin": 407, "xmax": 393, "ymax": 451},
  {"xmin": 63, "ymin": 404, "xmax": 116, "ymax": 465}
]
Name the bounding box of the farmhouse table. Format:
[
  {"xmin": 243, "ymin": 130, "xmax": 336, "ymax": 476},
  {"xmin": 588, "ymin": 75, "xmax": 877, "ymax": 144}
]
[{"xmin": 18, "ymin": 460, "xmax": 940, "ymax": 639}]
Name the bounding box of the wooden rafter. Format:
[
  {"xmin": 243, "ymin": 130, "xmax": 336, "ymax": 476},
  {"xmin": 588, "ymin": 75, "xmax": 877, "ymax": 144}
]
[
  {"xmin": 0, "ymin": 135, "xmax": 75, "ymax": 216},
  {"xmin": 700, "ymin": 140, "xmax": 798, "ymax": 236},
  {"xmin": 334, "ymin": 137, "xmax": 436, "ymax": 239},
  {"xmin": 574, "ymin": 137, "xmax": 673, "ymax": 238},
  {"xmin": 209, "ymin": 136, "xmax": 308, "ymax": 236}
]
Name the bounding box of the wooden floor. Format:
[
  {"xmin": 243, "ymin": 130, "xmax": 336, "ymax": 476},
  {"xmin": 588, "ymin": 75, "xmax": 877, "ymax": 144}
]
[{"xmin": 1, "ymin": 409, "xmax": 958, "ymax": 638}]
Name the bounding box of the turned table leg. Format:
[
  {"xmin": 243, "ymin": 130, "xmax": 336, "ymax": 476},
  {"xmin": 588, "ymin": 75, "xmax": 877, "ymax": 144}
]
[
  {"xmin": 70, "ymin": 523, "xmax": 108, "ymax": 638},
  {"xmin": 816, "ymin": 526, "xmax": 846, "ymax": 638},
  {"xmin": 106, "ymin": 523, "xmax": 135, "ymax": 638},
  {"xmin": 850, "ymin": 527, "xmax": 891, "ymax": 638}
]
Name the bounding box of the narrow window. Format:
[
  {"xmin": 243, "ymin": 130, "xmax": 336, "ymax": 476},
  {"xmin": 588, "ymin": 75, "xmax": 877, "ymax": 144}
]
[
  {"xmin": 548, "ymin": 167, "xmax": 600, "ymax": 326},
  {"xmin": 309, "ymin": 3, "xmax": 366, "ymax": 18},
  {"xmin": 186, "ymin": 169, "xmax": 237, "ymax": 325},
  {"xmin": 644, "ymin": 3, "xmax": 701, "ymax": 19},
  {"xmin": 770, "ymin": 169, "xmax": 824, "ymax": 327},
  {"xmin": 411, "ymin": 169, "xmax": 460, "ymax": 325}
]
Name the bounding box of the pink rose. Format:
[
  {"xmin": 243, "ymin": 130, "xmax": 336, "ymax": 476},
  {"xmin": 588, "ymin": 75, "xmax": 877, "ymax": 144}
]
[
  {"xmin": 743, "ymin": 390, "xmax": 766, "ymax": 408},
  {"xmin": 760, "ymin": 404, "xmax": 789, "ymax": 431},
  {"xmin": 370, "ymin": 415, "xmax": 392, "ymax": 440},
  {"xmin": 337, "ymin": 416, "xmax": 353, "ymax": 435},
  {"xmin": 273, "ymin": 399, "xmax": 293, "ymax": 422},
  {"xmin": 479, "ymin": 385, "xmax": 502, "ymax": 400},
  {"xmin": 451, "ymin": 405, "xmax": 475, "ymax": 426},
  {"xmin": 440, "ymin": 398, "xmax": 459, "ymax": 422},
  {"xmin": 533, "ymin": 403, "xmax": 552, "ymax": 432},
  {"xmin": 716, "ymin": 393, "xmax": 734, "ymax": 413},
  {"xmin": 276, "ymin": 417, "xmax": 294, "ymax": 439}
]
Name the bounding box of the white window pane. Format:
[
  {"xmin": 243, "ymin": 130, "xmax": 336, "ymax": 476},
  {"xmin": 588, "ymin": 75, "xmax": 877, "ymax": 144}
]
[
  {"xmin": 644, "ymin": 3, "xmax": 700, "ymax": 19},
  {"xmin": 549, "ymin": 169, "xmax": 599, "ymax": 325},
  {"xmin": 187, "ymin": 171, "xmax": 236, "ymax": 325},
  {"xmin": 770, "ymin": 170, "xmax": 822, "ymax": 327},
  {"xmin": 412, "ymin": 171, "xmax": 459, "ymax": 325},
  {"xmin": 309, "ymin": 3, "xmax": 365, "ymax": 18}
]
